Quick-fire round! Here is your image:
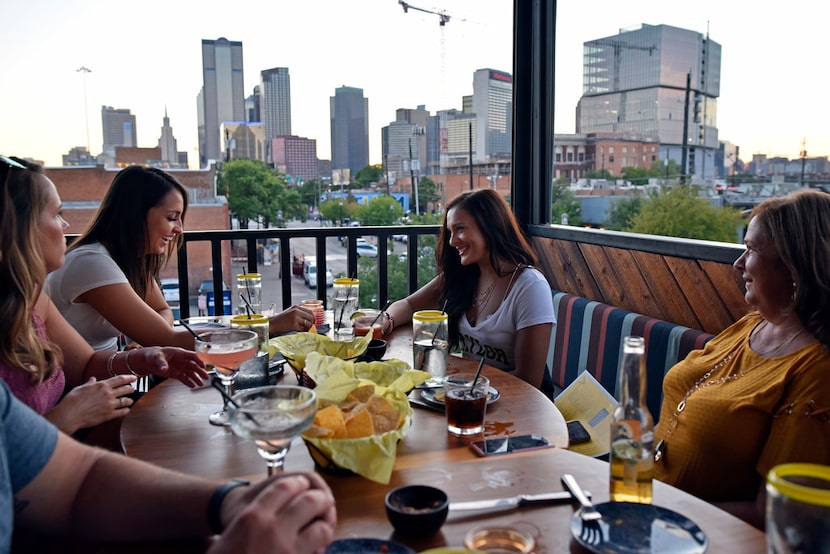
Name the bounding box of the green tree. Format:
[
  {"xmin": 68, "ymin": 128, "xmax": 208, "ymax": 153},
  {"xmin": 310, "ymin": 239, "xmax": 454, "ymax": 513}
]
[
  {"xmin": 621, "ymin": 166, "xmax": 651, "ymax": 186},
  {"xmin": 628, "ymin": 185, "xmax": 743, "ymax": 242},
  {"xmin": 353, "ymin": 165, "xmax": 383, "ymax": 188},
  {"xmin": 357, "ymin": 240, "xmax": 437, "ymax": 306},
  {"xmin": 357, "ymin": 195, "xmax": 404, "ymax": 225},
  {"xmin": 410, "ymin": 177, "xmax": 442, "ymax": 214},
  {"xmin": 218, "ymin": 159, "xmax": 283, "ymax": 228},
  {"xmin": 319, "ymin": 198, "xmax": 356, "ymax": 225},
  {"xmin": 605, "ymin": 196, "xmax": 644, "ymax": 231},
  {"xmin": 297, "ymin": 179, "xmax": 323, "ymax": 209},
  {"xmin": 551, "ymin": 181, "xmax": 583, "ymax": 226},
  {"xmin": 586, "ymin": 168, "xmax": 613, "ymax": 179}
]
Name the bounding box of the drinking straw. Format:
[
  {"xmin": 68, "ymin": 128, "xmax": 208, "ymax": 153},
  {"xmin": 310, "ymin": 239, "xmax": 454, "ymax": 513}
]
[
  {"xmin": 371, "ymin": 300, "xmax": 394, "ymax": 327},
  {"xmin": 470, "ymin": 356, "xmax": 486, "ymax": 392},
  {"xmin": 210, "ymin": 380, "xmax": 261, "ymax": 426},
  {"xmin": 336, "ymin": 278, "xmax": 357, "ymax": 331},
  {"xmin": 179, "ymin": 320, "xmax": 206, "ymax": 341},
  {"xmin": 239, "ymin": 293, "xmax": 253, "ymax": 319},
  {"xmin": 431, "ymin": 299, "xmax": 448, "ymax": 345}
]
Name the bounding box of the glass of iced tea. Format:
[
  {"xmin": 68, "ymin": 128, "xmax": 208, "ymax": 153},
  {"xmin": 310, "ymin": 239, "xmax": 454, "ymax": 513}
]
[{"xmin": 444, "ymin": 373, "xmax": 489, "ymax": 435}]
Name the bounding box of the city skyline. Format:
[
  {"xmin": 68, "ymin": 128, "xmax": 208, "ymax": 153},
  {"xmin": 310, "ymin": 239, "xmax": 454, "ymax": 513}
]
[{"xmin": 1, "ymin": 0, "xmax": 827, "ymax": 168}]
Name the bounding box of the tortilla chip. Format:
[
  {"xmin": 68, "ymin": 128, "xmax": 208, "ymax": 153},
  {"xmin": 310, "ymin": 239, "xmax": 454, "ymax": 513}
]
[
  {"xmin": 304, "ymin": 424, "xmax": 335, "ymax": 438},
  {"xmin": 344, "ymin": 406, "xmax": 375, "ymax": 438},
  {"xmin": 314, "ymin": 405, "xmax": 347, "ymax": 439},
  {"xmin": 350, "ymin": 384, "xmax": 376, "ymax": 403}
]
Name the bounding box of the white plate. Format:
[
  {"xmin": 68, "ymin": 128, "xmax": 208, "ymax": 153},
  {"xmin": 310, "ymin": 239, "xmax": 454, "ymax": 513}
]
[
  {"xmin": 420, "ymin": 386, "xmax": 500, "ymax": 408},
  {"xmin": 570, "ymin": 501, "xmax": 708, "ymax": 554}
]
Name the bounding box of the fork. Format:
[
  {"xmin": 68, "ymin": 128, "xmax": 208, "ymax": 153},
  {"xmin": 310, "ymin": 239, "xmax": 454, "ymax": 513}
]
[{"xmin": 562, "ymin": 474, "xmax": 603, "ymax": 545}]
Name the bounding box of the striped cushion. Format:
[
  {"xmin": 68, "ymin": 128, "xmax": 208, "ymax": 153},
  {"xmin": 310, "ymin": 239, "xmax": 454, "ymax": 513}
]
[{"xmin": 548, "ymin": 291, "xmax": 713, "ymax": 419}]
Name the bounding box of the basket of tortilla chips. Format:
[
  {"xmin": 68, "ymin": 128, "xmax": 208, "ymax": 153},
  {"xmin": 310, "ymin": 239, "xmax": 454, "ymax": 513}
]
[
  {"xmin": 266, "ymin": 332, "xmax": 372, "ymax": 386},
  {"xmin": 301, "ymin": 351, "xmax": 430, "ymax": 483}
]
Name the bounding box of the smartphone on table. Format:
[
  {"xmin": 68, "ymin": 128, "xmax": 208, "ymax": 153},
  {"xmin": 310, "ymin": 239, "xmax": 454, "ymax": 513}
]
[
  {"xmin": 470, "ymin": 434, "xmax": 554, "ymax": 457},
  {"xmin": 566, "ymin": 420, "xmax": 591, "ymax": 444}
]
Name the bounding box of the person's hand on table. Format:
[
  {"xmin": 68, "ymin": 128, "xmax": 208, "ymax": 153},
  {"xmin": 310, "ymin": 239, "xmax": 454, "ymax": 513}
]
[
  {"xmin": 209, "ymin": 472, "xmax": 337, "ymax": 554},
  {"xmin": 269, "ymin": 305, "xmax": 315, "ymax": 335},
  {"xmin": 46, "ymin": 374, "xmax": 137, "ymax": 434},
  {"xmin": 139, "ymin": 346, "xmax": 210, "ymax": 388}
]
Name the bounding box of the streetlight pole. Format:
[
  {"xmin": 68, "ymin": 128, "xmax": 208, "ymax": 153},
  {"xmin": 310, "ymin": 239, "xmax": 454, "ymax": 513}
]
[{"xmin": 76, "ymin": 66, "xmax": 92, "ymax": 155}]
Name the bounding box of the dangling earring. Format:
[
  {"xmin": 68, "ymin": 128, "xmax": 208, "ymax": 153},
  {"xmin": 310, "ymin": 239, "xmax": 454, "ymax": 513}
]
[{"xmin": 791, "ymin": 282, "xmax": 797, "ymax": 303}]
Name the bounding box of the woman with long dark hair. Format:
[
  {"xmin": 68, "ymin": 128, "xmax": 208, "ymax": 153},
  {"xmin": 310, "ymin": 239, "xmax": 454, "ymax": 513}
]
[{"xmin": 359, "ymin": 189, "xmax": 555, "ymax": 394}]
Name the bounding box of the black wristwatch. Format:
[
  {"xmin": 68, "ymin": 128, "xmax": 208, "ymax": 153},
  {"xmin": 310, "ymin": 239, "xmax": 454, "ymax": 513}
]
[{"xmin": 207, "ymin": 479, "xmax": 250, "ymax": 534}]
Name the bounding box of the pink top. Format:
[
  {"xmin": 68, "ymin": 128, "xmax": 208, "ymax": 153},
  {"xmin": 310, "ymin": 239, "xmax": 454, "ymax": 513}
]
[{"xmin": 0, "ymin": 312, "xmax": 66, "ymax": 415}]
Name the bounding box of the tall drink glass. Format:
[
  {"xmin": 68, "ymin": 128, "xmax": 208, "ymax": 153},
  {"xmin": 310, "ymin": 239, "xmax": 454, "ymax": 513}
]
[
  {"xmin": 767, "ymin": 463, "xmax": 830, "ymax": 553},
  {"xmin": 236, "ymin": 272, "xmax": 262, "ymax": 314},
  {"xmin": 332, "ymin": 278, "xmax": 359, "ymax": 340},
  {"xmin": 412, "ymin": 309, "xmax": 449, "ymax": 386}
]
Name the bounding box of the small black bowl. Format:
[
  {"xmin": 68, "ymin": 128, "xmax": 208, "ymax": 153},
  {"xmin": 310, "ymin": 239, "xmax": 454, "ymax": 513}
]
[
  {"xmin": 385, "ymin": 485, "xmax": 449, "ymax": 537},
  {"xmin": 366, "ymin": 338, "xmax": 388, "ymax": 361}
]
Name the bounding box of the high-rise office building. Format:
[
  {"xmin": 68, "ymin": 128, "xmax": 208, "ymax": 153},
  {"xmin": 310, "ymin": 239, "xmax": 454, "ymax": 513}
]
[
  {"xmin": 246, "ymin": 85, "xmax": 261, "ymax": 124},
  {"xmin": 471, "ymin": 69, "xmax": 513, "ymax": 162},
  {"xmin": 261, "ymin": 68, "xmax": 292, "ymax": 162},
  {"xmin": 576, "ymin": 23, "xmax": 721, "ymax": 181},
  {"xmin": 199, "ymin": 37, "xmax": 245, "ymax": 167},
  {"xmin": 271, "ymin": 135, "xmax": 318, "ymax": 181},
  {"xmin": 101, "ymin": 106, "xmax": 136, "ymax": 158},
  {"xmin": 330, "ymin": 86, "xmax": 369, "ymax": 179},
  {"xmin": 220, "ymin": 122, "xmax": 266, "ymax": 162},
  {"xmin": 382, "ymin": 106, "xmax": 429, "ymax": 182}
]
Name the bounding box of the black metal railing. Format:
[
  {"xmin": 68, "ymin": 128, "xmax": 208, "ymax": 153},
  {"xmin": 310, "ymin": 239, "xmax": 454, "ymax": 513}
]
[{"xmin": 176, "ymin": 224, "xmax": 440, "ymax": 319}]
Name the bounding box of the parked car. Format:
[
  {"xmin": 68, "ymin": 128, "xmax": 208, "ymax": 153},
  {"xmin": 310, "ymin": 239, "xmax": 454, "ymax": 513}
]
[
  {"xmin": 160, "ymin": 278, "xmax": 180, "ymax": 304},
  {"xmin": 356, "ymin": 240, "xmax": 379, "ymax": 258},
  {"xmin": 392, "ymin": 234, "xmax": 408, "ymax": 243},
  {"xmin": 306, "ymin": 266, "xmax": 334, "ymax": 288}
]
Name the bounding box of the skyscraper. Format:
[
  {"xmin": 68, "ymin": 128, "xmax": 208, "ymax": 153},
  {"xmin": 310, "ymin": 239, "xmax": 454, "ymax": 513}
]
[
  {"xmin": 101, "ymin": 106, "xmax": 136, "ymax": 158},
  {"xmin": 271, "ymin": 135, "xmax": 318, "ymax": 181},
  {"xmin": 576, "ymin": 24, "xmax": 721, "ymax": 181},
  {"xmin": 199, "ymin": 37, "xmax": 245, "ymax": 167},
  {"xmin": 157, "ymin": 108, "xmax": 179, "ymax": 165},
  {"xmin": 471, "ymin": 69, "xmax": 513, "ymax": 162},
  {"xmin": 330, "ymin": 86, "xmax": 369, "ymax": 179},
  {"xmin": 261, "ymin": 67, "xmax": 292, "ymax": 162}
]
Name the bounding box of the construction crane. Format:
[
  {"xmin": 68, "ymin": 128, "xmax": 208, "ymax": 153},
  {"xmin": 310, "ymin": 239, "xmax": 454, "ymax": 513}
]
[{"xmin": 399, "ymin": 1, "xmax": 451, "ymax": 26}]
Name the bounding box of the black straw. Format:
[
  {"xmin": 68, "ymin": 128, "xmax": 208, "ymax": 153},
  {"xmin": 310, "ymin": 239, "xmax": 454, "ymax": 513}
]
[
  {"xmin": 239, "ymin": 293, "xmax": 253, "ymax": 318},
  {"xmin": 470, "ymin": 356, "xmax": 486, "ymax": 392},
  {"xmin": 179, "ymin": 320, "xmax": 206, "ymax": 341},
  {"xmin": 431, "ymin": 299, "xmax": 448, "ymax": 346},
  {"xmin": 371, "ymin": 300, "xmax": 393, "ymax": 327}
]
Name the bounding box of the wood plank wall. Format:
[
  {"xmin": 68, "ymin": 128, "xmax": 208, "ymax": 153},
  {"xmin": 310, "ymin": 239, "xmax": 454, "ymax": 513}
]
[{"xmin": 531, "ymin": 235, "xmax": 750, "ymax": 336}]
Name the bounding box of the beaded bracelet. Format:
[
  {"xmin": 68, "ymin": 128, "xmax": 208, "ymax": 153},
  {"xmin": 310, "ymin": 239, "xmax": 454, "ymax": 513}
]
[{"xmin": 106, "ymin": 352, "xmax": 119, "ymax": 378}]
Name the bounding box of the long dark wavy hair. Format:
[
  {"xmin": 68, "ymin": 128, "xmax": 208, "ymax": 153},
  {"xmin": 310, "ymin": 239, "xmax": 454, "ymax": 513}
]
[
  {"xmin": 0, "ymin": 156, "xmax": 63, "ymax": 383},
  {"xmin": 70, "ymin": 166, "xmax": 187, "ymax": 300},
  {"xmin": 752, "ymin": 189, "xmax": 830, "ymax": 350},
  {"xmin": 435, "ymin": 189, "xmax": 539, "ymax": 347}
]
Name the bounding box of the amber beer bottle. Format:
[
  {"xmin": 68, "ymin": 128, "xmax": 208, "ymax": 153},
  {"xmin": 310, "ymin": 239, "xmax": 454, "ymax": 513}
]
[{"xmin": 610, "ymin": 336, "xmax": 654, "ymax": 503}]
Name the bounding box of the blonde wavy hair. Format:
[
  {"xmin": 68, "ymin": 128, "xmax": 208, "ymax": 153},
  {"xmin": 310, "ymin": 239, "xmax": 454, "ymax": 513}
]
[{"xmin": 0, "ymin": 156, "xmax": 63, "ymax": 383}]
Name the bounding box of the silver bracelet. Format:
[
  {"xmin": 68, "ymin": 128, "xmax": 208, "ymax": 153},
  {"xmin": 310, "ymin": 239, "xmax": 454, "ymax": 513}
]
[
  {"xmin": 125, "ymin": 349, "xmax": 141, "ymax": 377},
  {"xmin": 106, "ymin": 352, "xmax": 119, "ymax": 378}
]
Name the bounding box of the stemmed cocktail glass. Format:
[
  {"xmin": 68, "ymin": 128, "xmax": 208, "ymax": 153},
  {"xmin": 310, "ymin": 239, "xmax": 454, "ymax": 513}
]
[
  {"xmin": 195, "ymin": 329, "xmax": 259, "ymax": 426},
  {"xmin": 228, "ymin": 385, "xmax": 317, "ymax": 476}
]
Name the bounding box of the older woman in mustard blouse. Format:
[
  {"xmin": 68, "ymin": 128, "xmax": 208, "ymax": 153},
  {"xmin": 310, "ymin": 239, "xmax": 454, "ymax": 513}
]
[{"xmin": 654, "ymin": 190, "xmax": 830, "ymax": 529}]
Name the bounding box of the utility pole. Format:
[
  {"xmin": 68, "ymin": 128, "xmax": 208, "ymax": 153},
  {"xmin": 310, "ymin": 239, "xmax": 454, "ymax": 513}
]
[
  {"xmin": 800, "ymin": 138, "xmax": 807, "ymax": 188},
  {"xmin": 469, "ymin": 122, "xmax": 474, "ymax": 190},
  {"xmin": 409, "ymin": 138, "xmax": 419, "ymax": 214},
  {"xmin": 680, "ymin": 72, "xmax": 691, "ymax": 184},
  {"xmin": 76, "ymin": 66, "xmax": 92, "ymax": 155}
]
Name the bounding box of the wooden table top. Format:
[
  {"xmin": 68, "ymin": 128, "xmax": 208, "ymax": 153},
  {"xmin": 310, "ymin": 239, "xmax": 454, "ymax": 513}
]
[{"xmin": 114, "ymin": 326, "xmax": 766, "ymax": 553}]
